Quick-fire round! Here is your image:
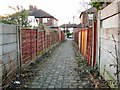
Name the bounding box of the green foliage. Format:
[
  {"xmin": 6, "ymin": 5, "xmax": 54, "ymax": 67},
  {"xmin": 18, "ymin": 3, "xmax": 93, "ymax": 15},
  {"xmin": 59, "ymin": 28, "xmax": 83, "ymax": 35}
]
[
  {"xmin": 53, "ymin": 30, "xmax": 58, "ymax": 33},
  {"xmin": 66, "ymin": 32, "xmax": 72, "ymax": 38},
  {"xmin": 20, "ymin": 9, "xmax": 29, "ymax": 26},
  {"xmin": 0, "ymin": 18, "xmax": 11, "ymax": 24},
  {"xmin": 90, "ymin": 1, "xmax": 111, "ymax": 10},
  {"xmin": 90, "ymin": 1, "xmax": 104, "ymax": 10},
  {"xmin": 0, "ymin": 6, "xmax": 29, "ymax": 27},
  {"xmin": 38, "ymin": 23, "xmax": 46, "ymax": 30}
]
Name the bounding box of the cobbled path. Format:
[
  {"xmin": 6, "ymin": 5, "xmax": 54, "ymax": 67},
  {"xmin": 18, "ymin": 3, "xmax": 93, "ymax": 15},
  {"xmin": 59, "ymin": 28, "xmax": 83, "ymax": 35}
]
[{"xmin": 29, "ymin": 39, "xmax": 86, "ymax": 88}]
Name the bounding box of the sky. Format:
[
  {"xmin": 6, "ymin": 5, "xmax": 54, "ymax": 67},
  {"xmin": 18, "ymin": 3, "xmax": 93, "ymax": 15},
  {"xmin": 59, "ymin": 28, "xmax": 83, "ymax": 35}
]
[{"xmin": 0, "ymin": 0, "xmax": 90, "ymax": 25}]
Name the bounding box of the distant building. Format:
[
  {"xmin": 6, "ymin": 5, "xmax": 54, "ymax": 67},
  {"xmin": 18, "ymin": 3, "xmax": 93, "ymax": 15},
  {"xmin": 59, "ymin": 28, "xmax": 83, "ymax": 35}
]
[
  {"xmin": 28, "ymin": 5, "xmax": 58, "ymax": 28},
  {"xmin": 79, "ymin": 7, "xmax": 97, "ymax": 28},
  {"xmin": 0, "ymin": 15, "xmax": 2, "ymax": 21},
  {"xmin": 59, "ymin": 22, "xmax": 82, "ymax": 38},
  {"xmin": 27, "ymin": 16, "xmax": 38, "ymax": 28}
]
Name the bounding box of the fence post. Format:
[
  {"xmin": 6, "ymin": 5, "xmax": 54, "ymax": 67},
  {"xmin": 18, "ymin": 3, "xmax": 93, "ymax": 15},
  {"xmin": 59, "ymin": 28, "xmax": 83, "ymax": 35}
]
[
  {"xmin": 36, "ymin": 28, "xmax": 38, "ymax": 61},
  {"xmin": 17, "ymin": 25, "xmax": 22, "ymax": 74},
  {"xmin": 96, "ymin": 10, "xmax": 101, "ymax": 72},
  {"xmin": 0, "ymin": 24, "xmax": 2, "ymax": 89},
  {"xmin": 0, "ymin": 63, "xmax": 2, "ymax": 89},
  {"xmin": 44, "ymin": 30, "xmax": 46, "ymax": 54}
]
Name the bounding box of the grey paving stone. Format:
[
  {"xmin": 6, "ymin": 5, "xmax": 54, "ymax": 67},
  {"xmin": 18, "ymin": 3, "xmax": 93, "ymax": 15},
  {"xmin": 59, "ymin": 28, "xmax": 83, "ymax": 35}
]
[
  {"xmin": 78, "ymin": 85, "xmax": 83, "ymax": 88},
  {"xmin": 31, "ymin": 82, "xmax": 39, "ymax": 85},
  {"xmin": 45, "ymin": 80, "xmax": 51, "ymax": 83},
  {"xmin": 55, "ymin": 85, "xmax": 62, "ymax": 88},
  {"xmin": 26, "ymin": 40, "xmax": 91, "ymax": 88},
  {"xmin": 31, "ymin": 85, "xmax": 42, "ymax": 88},
  {"xmin": 69, "ymin": 86, "xmax": 77, "ymax": 88},
  {"xmin": 50, "ymin": 81, "xmax": 56, "ymax": 85},
  {"xmin": 62, "ymin": 85, "xmax": 69, "ymax": 88},
  {"xmin": 48, "ymin": 85, "xmax": 55, "ymax": 88},
  {"xmin": 34, "ymin": 76, "xmax": 40, "ymax": 81}
]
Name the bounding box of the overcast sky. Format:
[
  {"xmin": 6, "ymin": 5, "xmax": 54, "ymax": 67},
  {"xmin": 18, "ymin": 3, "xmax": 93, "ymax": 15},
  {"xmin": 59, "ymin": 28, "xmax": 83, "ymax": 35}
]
[{"xmin": 0, "ymin": 0, "xmax": 90, "ymax": 25}]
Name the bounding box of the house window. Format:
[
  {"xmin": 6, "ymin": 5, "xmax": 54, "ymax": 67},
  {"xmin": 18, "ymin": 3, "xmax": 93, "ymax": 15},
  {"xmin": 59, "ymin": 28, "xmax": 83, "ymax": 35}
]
[
  {"xmin": 53, "ymin": 19, "xmax": 57, "ymax": 26},
  {"xmin": 42, "ymin": 18, "xmax": 47, "ymax": 23},
  {"xmin": 54, "ymin": 20, "xmax": 56, "ymax": 25},
  {"xmin": 48, "ymin": 18, "xmax": 50, "ymax": 21}
]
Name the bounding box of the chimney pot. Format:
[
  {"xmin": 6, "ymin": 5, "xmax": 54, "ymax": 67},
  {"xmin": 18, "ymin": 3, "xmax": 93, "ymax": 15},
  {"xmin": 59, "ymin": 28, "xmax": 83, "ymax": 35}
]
[
  {"xmin": 34, "ymin": 6, "xmax": 37, "ymax": 10},
  {"xmin": 29, "ymin": 5, "xmax": 33, "ymax": 11}
]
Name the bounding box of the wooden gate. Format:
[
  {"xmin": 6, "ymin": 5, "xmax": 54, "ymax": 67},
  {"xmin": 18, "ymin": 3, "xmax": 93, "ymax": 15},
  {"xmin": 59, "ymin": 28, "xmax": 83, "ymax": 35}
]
[
  {"xmin": 86, "ymin": 28, "xmax": 92, "ymax": 65},
  {"xmin": 81, "ymin": 29, "xmax": 87, "ymax": 56}
]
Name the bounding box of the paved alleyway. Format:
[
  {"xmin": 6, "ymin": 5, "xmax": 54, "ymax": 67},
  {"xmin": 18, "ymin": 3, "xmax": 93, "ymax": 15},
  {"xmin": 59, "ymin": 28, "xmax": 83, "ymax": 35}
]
[{"xmin": 26, "ymin": 39, "xmax": 90, "ymax": 88}]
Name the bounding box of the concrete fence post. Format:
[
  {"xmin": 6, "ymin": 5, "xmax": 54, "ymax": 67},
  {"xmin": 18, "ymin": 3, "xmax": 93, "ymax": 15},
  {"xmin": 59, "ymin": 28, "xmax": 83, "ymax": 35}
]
[
  {"xmin": 0, "ymin": 64, "xmax": 2, "ymax": 89},
  {"xmin": 17, "ymin": 25, "xmax": 22, "ymax": 74},
  {"xmin": 0, "ymin": 24, "xmax": 2, "ymax": 89},
  {"xmin": 96, "ymin": 10, "xmax": 101, "ymax": 71}
]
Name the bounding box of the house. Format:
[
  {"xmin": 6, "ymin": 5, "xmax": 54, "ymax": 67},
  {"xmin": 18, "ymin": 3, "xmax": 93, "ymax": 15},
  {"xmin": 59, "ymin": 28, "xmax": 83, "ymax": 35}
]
[
  {"xmin": 27, "ymin": 16, "xmax": 38, "ymax": 28},
  {"xmin": 79, "ymin": 7, "xmax": 97, "ymax": 28},
  {"xmin": 0, "ymin": 15, "xmax": 2, "ymax": 20},
  {"xmin": 60, "ymin": 23, "xmax": 78, "ymax": 34},
  {"xmin": 29, "ymin": 5, "xmax": 58, "ymax": 28},
  {"xmin": 60, "ymin": 23, "xmax": 78, "ymax": 29}
]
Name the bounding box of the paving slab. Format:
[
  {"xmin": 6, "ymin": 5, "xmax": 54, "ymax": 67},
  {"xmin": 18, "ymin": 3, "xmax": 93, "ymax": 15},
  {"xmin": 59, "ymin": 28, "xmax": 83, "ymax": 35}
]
[{"xmin": 26, "ymin": 39, "xmax": 91, "ymax": 89}]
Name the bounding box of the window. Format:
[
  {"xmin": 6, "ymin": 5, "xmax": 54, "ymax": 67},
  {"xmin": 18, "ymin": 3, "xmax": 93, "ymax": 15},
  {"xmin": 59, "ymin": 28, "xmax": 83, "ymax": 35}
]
[
  {"xmin": 48, "ymin": 18, "xmax": 50, "ymax": 21},
  {"xmin": 42, "ymin": 18, "xmax": 47, "ymax": 23},
  {"xmin": 54, "ymin": 20, "xmax": 56, "ymax": 25},
  {"xmin": 54, "ymin": 19, "xmax": 57, "ymax": 26}
]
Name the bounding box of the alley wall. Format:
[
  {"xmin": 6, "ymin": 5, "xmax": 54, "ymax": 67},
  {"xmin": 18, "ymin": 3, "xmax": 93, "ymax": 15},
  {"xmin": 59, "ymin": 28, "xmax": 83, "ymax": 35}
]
[{"xmin": 97, "ymin": 0, "xmax": 120, "ymax": 87}]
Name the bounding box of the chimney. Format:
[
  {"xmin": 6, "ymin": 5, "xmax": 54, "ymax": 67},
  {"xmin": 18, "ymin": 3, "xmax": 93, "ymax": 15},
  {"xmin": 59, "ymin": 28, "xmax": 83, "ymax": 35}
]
[
  {"xmin": 34, "ymin": 6, "xmax": 37, "ymax": 10},
  {"xmin": 29, "ymin": 5, "xmax": 33, "ymax": 11}
]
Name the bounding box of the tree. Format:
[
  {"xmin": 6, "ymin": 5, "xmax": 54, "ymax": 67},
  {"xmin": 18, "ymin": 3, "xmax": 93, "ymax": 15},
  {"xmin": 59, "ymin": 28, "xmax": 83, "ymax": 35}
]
[
  {"xmin": 90, "ymin": 1, "xmax": 111, "ymax": 10},
  {"xmin": 79, "ymin": 0, "xmax": 90, "ymax": 12},
  {"xmin": 1, "ymin": 6, "xmax": 29, "ymax": 27},
  {"xmin": 90, "ymin": 2, "xmax": 104, "ymax": 10}
]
